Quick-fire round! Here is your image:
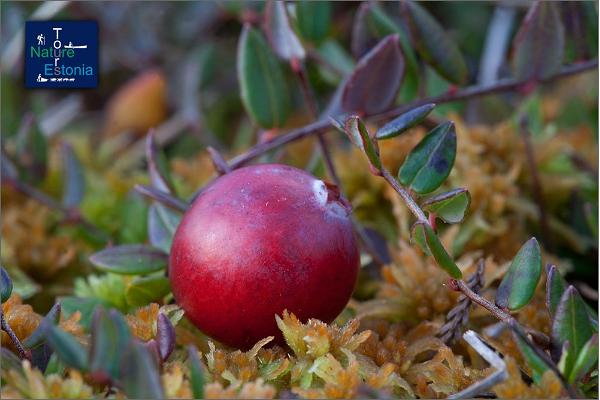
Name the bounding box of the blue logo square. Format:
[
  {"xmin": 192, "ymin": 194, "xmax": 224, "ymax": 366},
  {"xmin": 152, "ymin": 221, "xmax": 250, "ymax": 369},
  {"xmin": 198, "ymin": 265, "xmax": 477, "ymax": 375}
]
[{"xmin": 25, "ymin": 21, "xmax": 98, "ymax": 89}]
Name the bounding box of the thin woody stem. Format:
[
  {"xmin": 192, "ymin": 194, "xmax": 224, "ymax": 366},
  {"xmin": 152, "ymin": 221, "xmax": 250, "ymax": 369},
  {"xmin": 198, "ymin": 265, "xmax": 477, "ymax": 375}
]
[
  {"xmin": 451, "ymin": 279, "xmax": 580, "ymax": 398},
  {"xmin": 228, "ymin": 60, "xmax": 597, "ymax": 169},
  {"xmin": 381, "ymin": 168, "xmax": 429, "ymax": 224},
  {"xmin": 1, "ymin": 311, "xmax": 30, "ymax": 361}
]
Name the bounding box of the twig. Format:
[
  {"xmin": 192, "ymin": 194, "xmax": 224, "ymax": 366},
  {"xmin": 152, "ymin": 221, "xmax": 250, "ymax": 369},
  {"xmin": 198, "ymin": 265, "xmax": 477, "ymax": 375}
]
[
  {"xmin": 448, "ymin": 330, "xmax": 507, "ymax": 399},
  {"xmin": 439, "ymin": 259, "xmax": 485, "ymax": 344},
  {"xmin": 380, "ymin": 168, "xmax": 428, "ymax": 224},
  {"xmin": 206, "ymin": 146, "xmax": 231, "ymax": 175},
  {"xmin": 227, "ymin": 60, "xmax": 597, "ymax": 169},
  {"xmin": 134, "ymin": 184, "xmax": 189, "ymax": 213},
  {"xmin": 1, "ymin": 311, "xmax": 30, "ymax": 361},
  {"xmin": 3, "ymin": 175, "xmax": 107, "ymax": 241},
  {"xmin": 519, "ymin": 117, "xmax": 552, "ymax": 250},
  {"xmin": 450, "ymin": 278, "xmax": 580, "ymax": 398}
]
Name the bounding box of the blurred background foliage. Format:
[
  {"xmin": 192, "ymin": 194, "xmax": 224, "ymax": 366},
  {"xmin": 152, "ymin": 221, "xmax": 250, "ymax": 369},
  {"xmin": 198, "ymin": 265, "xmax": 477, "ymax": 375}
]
[{"xmin": 0, "ymin": 1, "xmax": 598, "ymax": 399}]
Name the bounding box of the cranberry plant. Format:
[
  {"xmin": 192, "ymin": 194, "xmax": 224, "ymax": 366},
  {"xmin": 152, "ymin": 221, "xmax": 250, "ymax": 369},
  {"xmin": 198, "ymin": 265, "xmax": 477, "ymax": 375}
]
[{"xmin": 1, "ymin": 1, "xmax": 598, "ymax": 398}]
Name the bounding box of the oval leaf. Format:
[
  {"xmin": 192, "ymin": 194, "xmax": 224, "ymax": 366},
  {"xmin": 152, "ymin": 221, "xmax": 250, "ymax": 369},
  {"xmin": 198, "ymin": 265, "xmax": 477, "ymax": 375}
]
[
  {"xmin": 377, "ymin": 103, "xmax": 436, "ymax": 140},
  {"xmin": 496, "ymin": 238, "xmax": 542, "ymax": 310},
  {"xmin": 44, "ymin": 323, "xmax": 88, "ymax": 371},
  {"xmin": 344, "ymin": 116, "xmax": 381, "ymax": 172},
  {"xmin": 148, "ymin": 203, "xmax": 181, "ymax": 254},
  {"xmin": 422, "ymin": 188, "xmax": 470, "ymax": 224},
  {"xmin": 89, "ymin": 245, "xmax": 167, "ymax": 275},
  {"xmin": 89, "ymin": 308, "xmax": 131, "ymax": 383},
  {"xmin": 400, "ymin": 1, "xmax": 468, "ymax": 84},
  {"xmin": 238, "ymin": 24, "xmax": 290, "ymax": 129},
  {"xmin": 552, "ymin": 286, "xmax": 595, "ymax": 378},
  {"xmin": 342, "ymin": 34, "xmax": 405, "ymax": 116},
  {"xmin": 188, "ymin": 346, "xmax": 206, "ymax": 399},
  {"xmin": 545, "ymin": 264, "xmax": 566, "ymax": 318},
  {"xmin": 410, "ymin": 223, "xmax": 431, "ymax": 256},
  {"xmin": 512, "ymin": 1, "xmax": 565, "ymax": 81},
  {"xmin": 568, "ymin": 334, "xmax": 598, "ymax": 384},
  {"xmin": 61, "ymin": 143, "xmax": 85, "ymax": 208},
  {"xmin": 512, "ymin": 330, "xmax": 550, "ymax": 384},
  {"xmin": 414, "ymin": 222, "xmax": 462, "ymax": 278},
  {"xmin": 120, "ymin": 341, "xmax": 164, "ymax": 399},
  {"xmin": 398, "ymin": 121, "xmax": 457, "ymax": 194},
  {"xmin": 1, "ymin": 266, "xmax": 13, "ymax": 303},
  {"xmin": 295, "ymin": 1, "xmax": 331, "ymax": 44},
  {"xmin": 126, "ymin": 275, "xmax": 171, "ymax": 308},
  {"xmin": 264, "ymin": 0, "xmax": 305, "ymax": 61},
  {"xmin": 156, "ymin": 313, "xmax": 175, "ymax": 362}
]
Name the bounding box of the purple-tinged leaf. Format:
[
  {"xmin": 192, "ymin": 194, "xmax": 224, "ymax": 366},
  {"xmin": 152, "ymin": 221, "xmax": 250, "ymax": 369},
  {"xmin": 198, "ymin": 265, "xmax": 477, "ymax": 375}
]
[
  {"xmin": 422, "ymin": 188, "xmax": 470, "ymax": 224},
  {"xmin": 126, "ymin": 275, "xmax": 171, "ymax": 308},
  {"xmin": 61, "ymin": 143, "xmax": 85, "ymax": 208},
  {"xmin": 341, "ymin": 34, "xmax": 405, "ymax": 116},
  {"xmin": 146, "ymin": 132, "xmax": 174, "ymax": 194},
  {"xmin": 188, "ymin": 345, "xmax": 205, "ymax": 399},
  {"xmin": 135, "ymin": 184, "xmax": 189, "ymax": 213},
  {"xmin": 413, "ymin": 221, "xmax": 462, "ymax": 279},
  {"xmin": 89, "ymin": 245, "xmax": 167, "ymax": 275},
  {"xmin": 344, "ymin": 116, "xmax": 381, "ymax": 173},
  {"xmin": 295, "ymin": 1, "xmax": 331, "ymax": 44},
  {"xmin": 120, "ymin": 340, "xmax": 164, "ymax": 399},
  {"xmin": 400, "ymin": 1, "xmax": 468, "ymax": 85},
  {"xmin": 552, "ymin": 286, "xmax": 595, "ymax": 378},
  {"xmin": 376, "ymin": 103, "xmax": 436, "ymax": 140},
  {"xmin": 238, "ymin": 24, "xmax": 290, "ymax": 129},
  {"xmin": 89, "ymin": 308, "xmax": 131, "ymax": 384},
  {"xmin": 512, "ymin": 1, "xmax": 565, "ymax": 81},
  {"xmin": 156, "ymin": 313, "xmax": 175, "ymax": 362},
  {"xmin": 496, "ymin": 238, "xmax": 542, "ymax": 310},
  {"xmin": 1, "ymin": 266, "xmax": 12, "ymax": 303},
  {"xmin": 148, "ymin": 203, "xmax": 181, "ymax": 253},
  {"xmin": 568, "ymin": 334, "xmax": 598, "ymax": 384},
  {"xmin": 398, "ymin": 121, "xmax": 456, "ymax": 194},
  {"xmin": 264, "ymin": 1, "xmax": 305, "ymax": 62},
  {"xmin": 15, "ymin": 113, "xmax": 47, "ymax": 183}
]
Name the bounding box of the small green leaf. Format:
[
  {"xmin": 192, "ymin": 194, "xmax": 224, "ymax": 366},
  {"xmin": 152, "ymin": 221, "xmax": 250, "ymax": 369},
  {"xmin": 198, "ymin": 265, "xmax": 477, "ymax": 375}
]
[
  {"xmin": 342, "ymin": 34, "xmax": 405, "ymax": 116},
  {"xmin": 44, "ymin": 323, "xmax": 88, "ymax": 371},
  {"xmin": 188, "ymin": 346, "xmax": 205, "ymax": 399},
  {"xmin": 512, "ymin": 1, "xmax": 565, "ymax": 81},
  {"xmin": 569, "ymin": 334, "xmax": 599, "ymax": 384},
  {"xmin": 344, "ymin": 116, "xmax": 381, "ymax": 172},
  {"xmin": 410, "ymin": 223, "xmax": 431, "ymax": 256},
  {"xmin": 422, "ymin": 188, "xmax": 470, "ymax": 224},
  {"xmin": 398, "ymin": 121, "xmax": 456, "ymax": 194},
  {"xmin": 16, "ymin": 114, "xmax": 47, "ymax": 183},
  {"xmin": 513, "ymin": 330, "xmax": 549, "ymax": 384},
  {"xmin": 61, "ymin": 143, "xmax": 85, "ymax": 208},
  {"xmin": 126, "ymin": 275, "xmax": 171, "ymax": 308},
  {"xmin": 120, "ymin": 341, "xmax": 164, "ymax": 399},
  {"xmin": 295, "ymin": 1, "xmax": 331, "ymax": 44},
  {"xmin": 546, "ymin": 264, "xmax": 567, "ymax": 318},
  {"xmin": 376, "ymin": 103, "xmax": 436, "ymax": 140},
  {"xmin": 414, "ymin": 222, "xmax": 462, "ymax": 279},
  {"xmin": 24, "ymin": 303, "xmax": 61, "ymax": 349},
  {"xmin": 237, "ymin": 24, "xmax": 290, "ymax": 129},
  {"xmin": 89, "ymin": 308, "xmax": 131, "ymax": 383},
  {"xmin": 89, "ymin": 245, "xmax": 167, "ymax": 275},
  {"xmin": 496, "ymin": 238, "xmax": 542, "ymax": 310},
  {"xmin": 148, "ymin": 203, "xmax": 181, "ymax": 253},
  {"xmin": 400, "ymin": 1, "xmax": 468, "ymax": 84},
  {"xmin": 552, "ymin": 286, "xmax": 595, "ymax": 378},
  {"xmin": 119, "ymin": 191, "xmax": 149, "ymax": 244},
  {"xmin": 1, "ymin": 266, "xmax": 13, "ymax": 303}
]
